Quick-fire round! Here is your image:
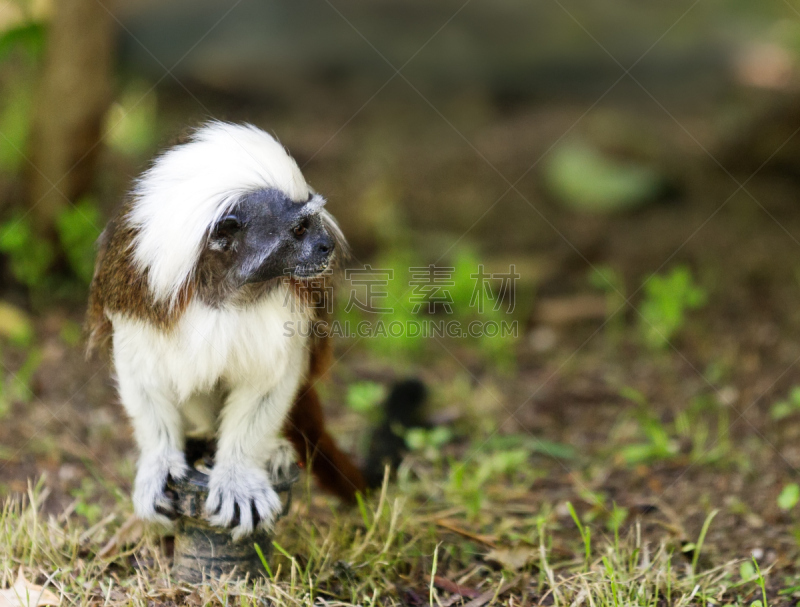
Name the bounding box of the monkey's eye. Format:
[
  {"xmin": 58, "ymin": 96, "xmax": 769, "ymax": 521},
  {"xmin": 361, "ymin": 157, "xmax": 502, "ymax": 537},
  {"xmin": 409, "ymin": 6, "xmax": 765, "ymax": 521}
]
[
  {"xmin": 215, "ymin": 215, "xmax": 242, "ymax": 237},
  {"xmin": 292, "ymin": 220, "xmax": 308, "ymax": 237}
]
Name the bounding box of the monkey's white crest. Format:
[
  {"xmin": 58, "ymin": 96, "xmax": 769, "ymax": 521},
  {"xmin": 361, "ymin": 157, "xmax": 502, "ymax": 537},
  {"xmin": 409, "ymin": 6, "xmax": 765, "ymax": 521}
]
[{"xmin": 128, "ymin": 121, "xmax": 311, "ymax": 304}]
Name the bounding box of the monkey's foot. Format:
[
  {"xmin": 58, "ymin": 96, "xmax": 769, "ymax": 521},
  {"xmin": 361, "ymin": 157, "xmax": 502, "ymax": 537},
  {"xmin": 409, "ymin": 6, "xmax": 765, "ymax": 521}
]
[
  {"xmin": 264, "ymin": 439, "xmax": 297, "ymax": 480},
  {"xmin": 205, "ymin": 464, "xmax": 282, "ymax": 539},
  {"xmin": 133, "ymin": 450, "xmax": 188, "ymax": 525}
]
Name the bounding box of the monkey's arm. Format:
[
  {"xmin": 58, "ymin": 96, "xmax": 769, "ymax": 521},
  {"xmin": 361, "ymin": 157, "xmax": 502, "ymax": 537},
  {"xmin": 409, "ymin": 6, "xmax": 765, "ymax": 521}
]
[
  {"xmin": 114, "ymin": 352, "xmax": 188, "ymax": 523},
  {"xmin": 284, "ymin": 383, "xmax": 367, "ymax": 503},
  {"xmin": 206, "ymin": 383, "xmax": 298, "ymax": 539}
]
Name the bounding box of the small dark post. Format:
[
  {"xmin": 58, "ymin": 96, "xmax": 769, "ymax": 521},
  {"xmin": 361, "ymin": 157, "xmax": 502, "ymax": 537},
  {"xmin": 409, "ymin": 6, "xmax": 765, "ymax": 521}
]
[{"xmin": 169, "ymin": 462, "xmax": 300, "ymax": 583}]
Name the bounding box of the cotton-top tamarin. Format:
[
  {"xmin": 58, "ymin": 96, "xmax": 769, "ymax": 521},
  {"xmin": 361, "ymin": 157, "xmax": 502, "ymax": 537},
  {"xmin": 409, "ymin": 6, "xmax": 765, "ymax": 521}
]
[{"xmin": 86, "ymin": 122, "xmax": 367, "ymax": 538}]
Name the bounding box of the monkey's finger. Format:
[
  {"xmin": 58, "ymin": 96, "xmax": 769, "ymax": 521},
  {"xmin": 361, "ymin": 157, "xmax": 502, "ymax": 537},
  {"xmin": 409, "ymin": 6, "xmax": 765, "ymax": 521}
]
[
  {"xmin": 205, "ymin": 492, "xmax": 222, "ymax": 516},
  {"xmin": 167, "ymin": 463, "xmax": 189, "ymax": 482},
  {"xmin": 252, "ymin": 489, "xmax": 281, "ymax": 525},
  {"xmin": 206, "ymin": 494, "xmax": 236, "ymax": 527},
  {"xmin": 240, "ymin": 501, "xmax": 255, "ymax": 532},
  {"xmin": 230, "ymin": 502, "xmax": 254, "ymax": 536}
]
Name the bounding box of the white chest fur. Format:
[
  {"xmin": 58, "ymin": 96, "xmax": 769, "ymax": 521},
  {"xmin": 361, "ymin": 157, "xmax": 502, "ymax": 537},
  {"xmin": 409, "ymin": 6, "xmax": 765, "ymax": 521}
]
[
  {"xmin": 111, "ymin": 285, "xmax": 311, "ymax": 403},
  {"xmin": 112, "ymin": 283, "xmax": 313, "ymax": 534}
]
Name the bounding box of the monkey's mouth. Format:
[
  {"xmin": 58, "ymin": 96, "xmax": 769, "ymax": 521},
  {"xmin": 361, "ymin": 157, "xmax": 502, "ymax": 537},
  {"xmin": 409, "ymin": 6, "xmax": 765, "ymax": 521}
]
[{"xmin": 292, "ymin": 261, "xmax": 330, "ymax": 278}]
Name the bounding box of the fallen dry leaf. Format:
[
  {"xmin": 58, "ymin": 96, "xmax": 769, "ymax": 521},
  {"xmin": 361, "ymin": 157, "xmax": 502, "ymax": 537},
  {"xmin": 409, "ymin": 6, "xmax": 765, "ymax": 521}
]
[
  {"xmin": 0, "ymin": 571, "xmax": 60, "ymax": 607},
  {"xmin": 485, "ymin": 546, "xmax": 536, "ymax": 571},
  {"xmin": 433, "ymin": 576, "xmax": 481, "ymax": 599}
]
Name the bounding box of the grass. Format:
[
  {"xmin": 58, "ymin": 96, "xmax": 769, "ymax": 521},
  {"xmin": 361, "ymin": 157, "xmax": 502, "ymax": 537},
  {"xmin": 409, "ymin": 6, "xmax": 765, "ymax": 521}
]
[
  {"xmin": 0, "ymin": 349, "xmax": 789, "ymax": 604},
  {"xmin": 0, "ymin": 450, "xmax": 778, "ymax": 606},
  {"xmin": 0, "ymin": 266, "xmax": 794, "ymax": 604},
  {"xmin": 612, "ymin": 389, "xmax": 737, "ymax": 469},
  {"xmin": 638, "ymin": 266, "xmax": 707, "ymax": 351}
]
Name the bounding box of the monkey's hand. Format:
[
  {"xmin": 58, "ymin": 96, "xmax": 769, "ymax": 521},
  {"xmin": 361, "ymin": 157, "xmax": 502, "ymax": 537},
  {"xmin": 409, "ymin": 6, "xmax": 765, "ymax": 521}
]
[
  {"xmin": 132, "ymin": 449, "xmax": 188, "ymax": 525},
  {"xmin": 205, "ymin": 464, "xmax": 282, "ymax": 539}
]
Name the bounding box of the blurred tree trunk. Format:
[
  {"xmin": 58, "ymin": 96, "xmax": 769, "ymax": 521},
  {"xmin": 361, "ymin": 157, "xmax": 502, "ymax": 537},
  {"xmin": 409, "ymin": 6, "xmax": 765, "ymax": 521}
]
[{"xmin": 28, "ymin": 0, "xmax": 115, "ymax": 240}]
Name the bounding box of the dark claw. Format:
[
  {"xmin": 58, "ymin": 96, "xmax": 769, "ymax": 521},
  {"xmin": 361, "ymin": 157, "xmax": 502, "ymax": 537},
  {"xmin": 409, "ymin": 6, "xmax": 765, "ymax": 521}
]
[
  {"xmin": 161, "ymin": 477, "xmax": 180, "ymax": 517},
  {"xmin": 155, "ymin": 503, "xmax": 178, "ymax": 520},
  {"xmin": 227, "ymin": 502, "xmax": 262, "ymax": 530}
]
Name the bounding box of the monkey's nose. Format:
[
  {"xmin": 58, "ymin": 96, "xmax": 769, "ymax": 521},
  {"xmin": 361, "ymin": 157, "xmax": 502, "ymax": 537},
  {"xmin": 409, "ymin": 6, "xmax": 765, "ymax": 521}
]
[{"xmin": 317, "ymin": 241, "xmax": 333, "ymax": 255}]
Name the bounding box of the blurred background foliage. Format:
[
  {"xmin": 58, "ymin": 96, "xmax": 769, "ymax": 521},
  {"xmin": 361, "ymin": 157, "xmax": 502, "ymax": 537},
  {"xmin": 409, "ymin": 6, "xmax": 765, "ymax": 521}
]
[
  {"xmin": 0, "ymin": 0, "xmax": 794, "ymax": 379},
  {"xmin": 0, "ymin": 0, "xmax": 798, "ymax": 424}
]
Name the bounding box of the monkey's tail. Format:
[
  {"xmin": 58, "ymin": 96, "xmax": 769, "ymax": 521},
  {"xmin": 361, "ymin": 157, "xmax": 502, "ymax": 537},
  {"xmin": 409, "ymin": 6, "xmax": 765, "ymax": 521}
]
[
  {"xmin": 284, "ymin": 385, "xmax": 368, "ymax": 503},
  {"xmin": 363, "ymin": 378, "xmax": 428, "ymax": 489},
  {"xmin": 284, "ymin": 378, "xmax": 428, "ymax": 502}
]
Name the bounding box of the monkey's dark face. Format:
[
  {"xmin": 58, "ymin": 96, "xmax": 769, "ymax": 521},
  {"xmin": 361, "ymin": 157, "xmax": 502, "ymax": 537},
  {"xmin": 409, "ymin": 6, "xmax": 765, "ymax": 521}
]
[{"xmin": 206, "ymin": 188, "xmax": 335, "ymax": 286}]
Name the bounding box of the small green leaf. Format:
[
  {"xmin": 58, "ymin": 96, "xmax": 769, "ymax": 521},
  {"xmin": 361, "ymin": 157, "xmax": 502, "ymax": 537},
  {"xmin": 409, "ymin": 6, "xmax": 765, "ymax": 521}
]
[
  {"xmin": 544, "ymin": 140, "xmax": 663, "ymax": 213},
  {"xmin": 427, "ymin": 427, "xmax": 453, "ymax": 448},
  {"xmin": 405, "ymin": 428, "xmax": 427, "ymax": 451},
  {"xmin": 345, "ymin": 381, "xmax": 385, "ymax": 415},
  {"xmin": 740, "ymin": 560, "xmax": 757, "ymax": 582},
  {"xmin": 528, "ymin": 439, "xmax": 577, "ymax": 460},
  {"xmin": 770, "ymin": 400, "xmax": 794, "ymax": 421},
  {"xmin": 404, "ymin": 427, "xmax": 452, "ymax": 453},
  {"xmin": 639, "ymin": 266, "xmax": 707, "ymax": 350},
  {"xmin": 619, "ymin": 443, "xmax": 658, "ymax": 465},
  {"xmin": 619, "ymin": 386, "xmax": 648, "ymax": 406},
  {"xmin": 777, "ymin": 483, "xmax": 800, "ymax": 511}
]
